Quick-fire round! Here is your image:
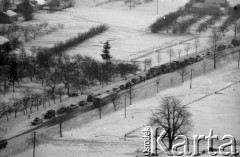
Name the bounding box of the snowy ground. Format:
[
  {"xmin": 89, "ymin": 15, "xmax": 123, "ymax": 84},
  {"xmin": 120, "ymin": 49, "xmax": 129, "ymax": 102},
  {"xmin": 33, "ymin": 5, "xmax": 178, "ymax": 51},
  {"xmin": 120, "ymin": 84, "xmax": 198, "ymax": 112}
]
[
  {"xmin": 11, "ymin": 54, "xmax": 240, "ymax": 157},
  {"xmin": 23, "ymin": 0, "xmax": 190, "ymax": 62}
]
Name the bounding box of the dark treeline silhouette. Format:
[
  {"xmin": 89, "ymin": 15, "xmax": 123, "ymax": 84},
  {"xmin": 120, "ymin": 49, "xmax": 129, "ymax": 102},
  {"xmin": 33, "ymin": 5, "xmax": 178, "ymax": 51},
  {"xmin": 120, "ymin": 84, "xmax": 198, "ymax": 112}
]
[
  {"xmin": 219, "ymin": 4, "xmax": 240, "ymax": 35},
  {"xmin": 150, "ymin": 10, "xmax": 183, "ymax": 33},
  {"xmin": 43, "ymin": 25, "xmax": 108, "ymax": 56}
]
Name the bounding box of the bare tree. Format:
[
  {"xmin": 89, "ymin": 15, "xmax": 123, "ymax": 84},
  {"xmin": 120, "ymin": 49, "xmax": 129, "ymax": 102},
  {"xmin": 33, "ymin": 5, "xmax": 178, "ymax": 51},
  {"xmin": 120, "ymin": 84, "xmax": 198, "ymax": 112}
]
[
  {"xmin": 144, "ymin": 58, "xmax": 152, "ymax": 71},
  {"xmin": 177, "ymin": 49, "xmax": 182, "ymax": 59},
  {"xmin": 177, "ymin": 67, "xmax": 188, "ymax": 82},
  {"xmin": 126, "ymin": 84, "xmax": 136, "ymax": 105},
  {"xmin": 111, "ymin": 93, "xmax": 121, "ymax": 111},
  {"xmin": 208, "ymin": 29, "xmax": 222, "ymax": 69},
  {"xmin": 184, "ymin": 44, "xmax": 191, "ymax": 56},
  {"xmin": 59, "ymin": 116, "xmax": 63, "ymax": 137},
  {"xmin": 55, "ymin": 86, "xmax": 65, "ymax": 103},
  {"xmin": 167, "ymin": 48, "xmax": 175, "ymax": 63},
  {"xmin": 150, "ymin": 97, "xmax": 193, "ymax": 150},
  {"xmin": 194, "ymin": 37, "xmax": 200, "ymax": 54}
]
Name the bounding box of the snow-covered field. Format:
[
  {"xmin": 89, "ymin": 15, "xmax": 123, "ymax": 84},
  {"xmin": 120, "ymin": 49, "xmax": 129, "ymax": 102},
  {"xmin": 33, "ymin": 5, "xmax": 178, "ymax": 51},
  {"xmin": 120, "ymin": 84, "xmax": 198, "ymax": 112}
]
[
  {"xmin": 24, "ymin": 0, "xmax": 191, "ymax": 62},
  {"xmin": 12, "ymin": 57, "xmax": 240, "ymax": 157}
]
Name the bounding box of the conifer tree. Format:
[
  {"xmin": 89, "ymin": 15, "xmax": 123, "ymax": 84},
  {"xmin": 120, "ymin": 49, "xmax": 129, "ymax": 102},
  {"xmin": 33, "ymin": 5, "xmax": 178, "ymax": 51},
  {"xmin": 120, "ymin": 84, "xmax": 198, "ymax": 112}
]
[{"xmin": 101, "ymin": 40, "xmax": 111, "ymax": 62}]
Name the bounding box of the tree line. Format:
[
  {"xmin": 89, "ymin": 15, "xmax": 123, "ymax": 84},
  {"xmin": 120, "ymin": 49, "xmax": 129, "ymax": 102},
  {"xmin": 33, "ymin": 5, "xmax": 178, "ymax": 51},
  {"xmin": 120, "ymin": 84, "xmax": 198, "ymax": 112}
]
[
  {"xmin": 219, "ymin": 4, "xmax": 240, "ymax": 35},
  {"xmin": 0, "ymin": 40, "xmax": 138, "ymax": 120},
  {"xmin": 150, "ymin": 10, "xmax": 183, "ymax": 33}
]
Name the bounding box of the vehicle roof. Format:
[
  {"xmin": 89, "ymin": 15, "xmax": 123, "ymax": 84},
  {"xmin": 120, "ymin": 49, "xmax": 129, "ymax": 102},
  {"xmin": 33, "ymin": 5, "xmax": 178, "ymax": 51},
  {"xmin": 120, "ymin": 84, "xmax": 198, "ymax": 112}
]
[{"xmin": 95, "ymin": 92, "xmax": 115, "ymax": 99}]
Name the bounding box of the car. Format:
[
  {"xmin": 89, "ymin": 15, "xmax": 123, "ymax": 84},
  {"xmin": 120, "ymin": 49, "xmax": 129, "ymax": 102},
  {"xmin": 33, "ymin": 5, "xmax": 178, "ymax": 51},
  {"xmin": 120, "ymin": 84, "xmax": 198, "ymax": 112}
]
[
  {"xmin": 201, "ymin": 53, "xmax": 206, "ymax": 57},
  {"xmin": 231, "ymin": 39, "xmax": 240, "ymax": 47},
  {"xmin": 125, "ymin": 82, "xmax": 133, "ymax": 88},
  {"xmin": 184, "ymin": 59, "xmax": 191, "ymax": 65},
  {"xmin": 146, "ymin": 73, "xmax": 155, "ymax": 79},
  {"xmin": 112, "ymin": 87, "xmax": 120, "ymax": 93},
  {"xmin": 31, "ymin": 117, "xmax": 43, "ymax": 125},
  {"xmin": 69, "ymin": 93, "xmax": 79, "ymax": 97},
  {"xmin": 78, "ymin": 100, "xmax": 87, "ymax": 106},
  {"xmin": 44, "ymin": 110, "xmax": 55, "ymax": 119},
  {"xmin": 189, "ymin": 57, "xmax": 195, "ymax": 64},
  {"xmin": 68, "ymin": 104, "xmax": 79, "ymax": 110},
  {"xmin": 228, "ymin": 44, "xmax": 234, "ymax": 48},
  {"xmin": 119, "ymin": 84, "xmax": 125, "ymax": 90},
  {"xmin": 195, "ymin": 55, "xmax": 203, "ymax": 62},
  {"xmin": 57, "ymin": 106, "xmax": 68, "ymax": 115},
  {"xmin": 217, "ymin": 45, "xmax": 226, "ymax": 51},
  {"xmin": 87, "ymin": 95, "xmax": 94, "ymax": 102},
  {"xmin": 0, "ymin": 138, "xmax": 8, "ymax": 149},
  {"xmin": 206, "ymin": 51, "xmax": 212, "ymax": 56}
]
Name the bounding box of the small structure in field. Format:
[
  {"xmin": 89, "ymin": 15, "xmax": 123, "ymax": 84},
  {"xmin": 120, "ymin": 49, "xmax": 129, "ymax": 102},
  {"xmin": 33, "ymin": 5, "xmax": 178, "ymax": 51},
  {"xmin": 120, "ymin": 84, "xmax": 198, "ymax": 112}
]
[
  {"xmin": 189, "ymin": 0, "xmax": 228, "ymax": 14},
  {"xmin": 0, "ymin": 10, "xmax": 18, "ymax": 24},
  {"xmin": 0, "ymin": 36, "xmax": 10, "ymax": 52}
]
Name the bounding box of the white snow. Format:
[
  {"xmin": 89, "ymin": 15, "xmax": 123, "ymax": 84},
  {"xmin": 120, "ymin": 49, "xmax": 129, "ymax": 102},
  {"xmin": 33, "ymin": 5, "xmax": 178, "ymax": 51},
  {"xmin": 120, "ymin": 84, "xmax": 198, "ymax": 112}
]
[{"xmin": 13, "ymin": 57, "xmax": 240, "ymax": 157}]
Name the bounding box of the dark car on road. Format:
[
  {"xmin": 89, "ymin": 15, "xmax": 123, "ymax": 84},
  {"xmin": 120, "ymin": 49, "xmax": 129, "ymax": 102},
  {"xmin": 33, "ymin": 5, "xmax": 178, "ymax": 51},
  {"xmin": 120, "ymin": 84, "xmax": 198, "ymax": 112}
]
[
  {"xmin": 119, "ymin": 84, "xmax": 125, "ymax": 90},
  {"xmin": 68, "ymin": 104, "xmax": 79, "ymax": 110},
  {"xmin": 125, "ymin": 82, "xmax": 134, "ymax": 88},
  {"xmin": 217, "ymin": 45, "xmax": 226, "ymax": 51},
  {"xmin": 112, "ymin": 87, "xmax": 120, "ymax": 93},
  {"xmin": 189, "ymin": 57, "xmax": 195, "ymax": 64},
  {"xmin": 57, "ymin": 106, "xmax": 68, "ymax": 115},
  {"xmin": 195, "ymin": 55, "xmax": 203, "ymax": 62},
  {"xmin": 0, "ymin": 138, "xmax": 8, "ymax": 149},
  {"xmin": 87, "ymin": 95, "xmax": 94, "ymax": 102},
  {"xmin": 31, "ymin": 117, "xmax": 43, "ymax": 125},
  {"xmin": 44, "ymin": 110, "xmax": 56, "ymax": 119},
  {"xmin": 78, "ymin": 100, "xmax": 87, "ymax": 106},
  {"xmin": 69, "ymin": 93, "xmax": 79, "ymax": 97}
]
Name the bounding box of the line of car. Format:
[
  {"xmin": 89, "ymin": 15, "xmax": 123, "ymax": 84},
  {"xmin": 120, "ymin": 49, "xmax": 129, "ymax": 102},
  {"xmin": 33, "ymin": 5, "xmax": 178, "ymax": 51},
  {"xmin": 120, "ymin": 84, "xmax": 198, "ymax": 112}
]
[
  {"xmin": 91, "ymin": 39, "xmax": 240, "ymax": 107},
  {"xmin": 31, "ymin": 100, "xmax": 88, "ymax": 126}
]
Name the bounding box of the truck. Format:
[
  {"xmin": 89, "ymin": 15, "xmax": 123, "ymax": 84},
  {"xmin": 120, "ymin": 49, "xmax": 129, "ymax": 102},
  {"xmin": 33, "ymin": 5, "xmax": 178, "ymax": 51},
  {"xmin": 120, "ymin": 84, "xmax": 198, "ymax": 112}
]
[
  {"xmin": 231, "ymin": 39, "xmax": 240, "ymax": 47},
  {"xmin": 93, "ymin": 92, "xmax": 115, "ymax": 107}
]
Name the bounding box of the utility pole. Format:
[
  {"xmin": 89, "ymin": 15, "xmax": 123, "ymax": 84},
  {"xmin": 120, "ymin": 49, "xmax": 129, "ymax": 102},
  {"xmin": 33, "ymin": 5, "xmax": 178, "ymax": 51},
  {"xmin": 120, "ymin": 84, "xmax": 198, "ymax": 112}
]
[
  {"xmin": 129, "ymin": 85, "xmax": 132, "ymax": 105},
  {"xmin": 157, "ymin": 0, "xmax": 158, "ymax": 14},
  {"xmin": 33, "ymin": 131, "xmax": 36, "ymax": 157},
  {"xmin": 156, "ymin": 81, "xmax": 159, "ymax": 93},
  {"xmin": 190, "ymin": 69, "xmax": 193, "ymax": 89},
  {"xmin": 124, "ymin": 93, "xmax": 126, "ymax": 118},
  {"xmin": 238, "ymin": 51, "xmax": 240, "ymax": 68},
  {"xmin": 99, "ymin": 102, "xmax": 102, "ymax": 119},
  {"xmin": 59, "ymin": 116, "xmax": 62, "ymax": 137}
]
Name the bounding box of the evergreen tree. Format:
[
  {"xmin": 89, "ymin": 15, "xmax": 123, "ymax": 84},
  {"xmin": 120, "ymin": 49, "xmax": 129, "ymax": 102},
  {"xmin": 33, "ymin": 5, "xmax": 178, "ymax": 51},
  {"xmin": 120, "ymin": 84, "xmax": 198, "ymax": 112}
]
[{"xmin": 101, "ymin": 40, "xmax": 111, "ymax": 62}]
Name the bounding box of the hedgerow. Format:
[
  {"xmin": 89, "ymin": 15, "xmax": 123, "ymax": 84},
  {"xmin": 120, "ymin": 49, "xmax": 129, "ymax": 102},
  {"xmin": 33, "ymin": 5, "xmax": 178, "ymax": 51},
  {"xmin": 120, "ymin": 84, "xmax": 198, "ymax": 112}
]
[{"xmin": 150, "ymin": 10, "xmax": 183, "ymax": 33}]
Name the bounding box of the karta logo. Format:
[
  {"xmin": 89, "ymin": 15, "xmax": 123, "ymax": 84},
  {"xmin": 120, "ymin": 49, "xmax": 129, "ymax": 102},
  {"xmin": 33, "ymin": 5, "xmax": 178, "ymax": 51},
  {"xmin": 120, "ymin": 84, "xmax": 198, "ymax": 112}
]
[{"xmin": 142, "ymin": 127, "xmax": 239, "ymax": 156}]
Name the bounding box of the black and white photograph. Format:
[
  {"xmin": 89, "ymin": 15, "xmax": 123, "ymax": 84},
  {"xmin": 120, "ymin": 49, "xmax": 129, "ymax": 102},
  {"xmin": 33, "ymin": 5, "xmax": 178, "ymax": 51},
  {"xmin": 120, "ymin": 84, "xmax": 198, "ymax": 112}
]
[{"xmin": 0, "ymin": 0, "xmax": 240, "ymax": 156}]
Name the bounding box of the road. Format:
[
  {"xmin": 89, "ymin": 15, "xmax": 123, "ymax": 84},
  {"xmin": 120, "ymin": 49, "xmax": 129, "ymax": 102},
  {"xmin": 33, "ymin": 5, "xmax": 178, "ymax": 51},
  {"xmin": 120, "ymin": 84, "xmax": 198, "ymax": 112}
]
[{"xmin": 4, "ymin": 43, "xmax": 240, "ymax": 156}]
